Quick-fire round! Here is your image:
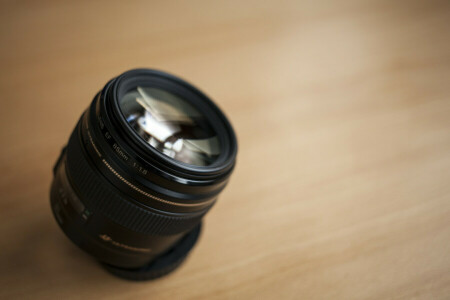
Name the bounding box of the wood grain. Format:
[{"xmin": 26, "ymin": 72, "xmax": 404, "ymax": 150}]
[{"xmin": 0, "ymin": 0, "xmax": 449, "ymax": 299}]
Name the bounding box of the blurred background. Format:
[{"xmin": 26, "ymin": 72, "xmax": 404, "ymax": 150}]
[{"xmin": 0, "ymin": 0, "xmax": 449, "ymax": 299}]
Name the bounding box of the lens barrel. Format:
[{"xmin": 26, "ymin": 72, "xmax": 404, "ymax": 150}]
[{"xmin": 50, "ymin": 69, "xmax": 237, "ymax": 280}]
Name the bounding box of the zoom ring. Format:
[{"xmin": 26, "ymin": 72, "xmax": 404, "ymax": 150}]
[{"xmin": 65, "ymin": 123, "xmax": 208, "ymax": 236}]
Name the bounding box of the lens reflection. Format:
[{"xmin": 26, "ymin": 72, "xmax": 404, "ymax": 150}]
[{"xmin": 119, "ymin": 87, "xmax": 220, "ymax": 166}]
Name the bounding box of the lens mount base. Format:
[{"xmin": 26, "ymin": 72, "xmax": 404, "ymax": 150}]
[{"xmin": 101, "ymin": 223, "xmax": 202, "ymax": 281}]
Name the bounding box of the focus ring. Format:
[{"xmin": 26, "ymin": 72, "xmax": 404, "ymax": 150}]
[{"xmin": 65, "ymin": 122, "xmax": 208, "ymax": 236}]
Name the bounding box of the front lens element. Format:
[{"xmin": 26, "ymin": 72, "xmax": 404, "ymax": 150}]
[{"xmin": 119, "ymin": 87, "xmax": 220, "ymax": 166}]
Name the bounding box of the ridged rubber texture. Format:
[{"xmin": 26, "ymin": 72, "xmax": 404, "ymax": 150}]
[
  {"xmin": 65, "ymin": 125, "xmax": 208, "ymax": 236},
  {"xmin": 102, "ymin": 223, "xmax": 201, "ymax": 281}
]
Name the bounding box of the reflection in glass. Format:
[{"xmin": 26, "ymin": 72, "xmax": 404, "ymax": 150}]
[{"xmin": 119, "ymin": 87, "xmax": 220, "ymax": 166}]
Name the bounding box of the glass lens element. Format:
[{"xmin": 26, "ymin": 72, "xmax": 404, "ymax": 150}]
[{"xmin": 119, "ymin": 87, "xmax": 220, "ymax": 166}]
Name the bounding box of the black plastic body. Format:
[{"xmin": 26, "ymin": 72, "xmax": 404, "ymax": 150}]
[{"xmin": 49, "ymin": 69, "xmax": 237, "ymax": 276}]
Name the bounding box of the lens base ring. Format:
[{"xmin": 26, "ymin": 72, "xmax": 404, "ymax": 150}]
[{"xmin": 101, "ymin": 222, "xmax": 201, "ymax": 281}]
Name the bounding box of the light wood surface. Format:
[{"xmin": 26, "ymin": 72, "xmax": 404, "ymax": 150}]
[{"xmin": 1, "ymin": 1, "xmax": 449, "ymax": 299}]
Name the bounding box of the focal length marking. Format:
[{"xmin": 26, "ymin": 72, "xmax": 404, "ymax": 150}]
[{"xmin": 86, "ymin": 123, "xmax": 216, "ymax": 208}]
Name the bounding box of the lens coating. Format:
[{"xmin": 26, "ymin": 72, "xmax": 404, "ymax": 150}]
[{"xmin": 119, "ymin": 86, "xmax": 220, "ymax": 166}]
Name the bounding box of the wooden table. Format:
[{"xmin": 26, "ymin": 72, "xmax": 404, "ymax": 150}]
[{"xmin": 1, "ymin": 1, "xmax": 449, "ymax": 299}]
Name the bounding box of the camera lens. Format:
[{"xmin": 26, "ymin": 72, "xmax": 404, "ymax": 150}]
[{"xmin": 50, "ymin": 69, "xmax": 237, "ymax": 280}]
